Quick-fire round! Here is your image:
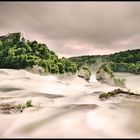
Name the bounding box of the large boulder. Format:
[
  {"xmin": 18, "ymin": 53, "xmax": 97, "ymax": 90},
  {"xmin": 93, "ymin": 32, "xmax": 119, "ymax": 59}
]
[
  {"xmin": 78, "ymin": 66, "xmax": 91, "ymax": 81},
  {"xmin": 96, "ymin": 64, "xmax": 125, "ymax": 87},
  {"xmin": 96, "ymin": 64, "xmax": 114, "ymax": 85}
]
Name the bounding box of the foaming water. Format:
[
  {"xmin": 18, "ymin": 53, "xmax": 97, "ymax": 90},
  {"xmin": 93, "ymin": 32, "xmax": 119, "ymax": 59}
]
[
  {"xmin": 0, "ymin": 69, "xmax": 139, "ymax": 138},
  {"xmin": 115, "ymin": 73, "xmax": 140, "ymax": 93}
]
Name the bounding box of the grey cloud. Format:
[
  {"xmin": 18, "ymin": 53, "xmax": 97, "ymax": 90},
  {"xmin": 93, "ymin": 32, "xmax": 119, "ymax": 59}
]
[{"xmin": 0, "ymin": 2, "xmax": 140, "ymax": 56}]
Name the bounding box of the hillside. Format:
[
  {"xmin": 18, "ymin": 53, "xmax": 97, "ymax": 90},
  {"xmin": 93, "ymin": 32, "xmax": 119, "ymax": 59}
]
[
  {"xmin": 69, "ymin": 49, "xmax": 140, "ymax": 74},
  {"xmin": 0, "ymin": 32, "xmax": 77, "ymax": 74}
]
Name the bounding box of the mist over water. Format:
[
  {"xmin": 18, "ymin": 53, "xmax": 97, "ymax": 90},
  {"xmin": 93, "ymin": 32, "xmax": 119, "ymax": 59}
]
[{"xmin": 0, "ymin": 69, "xmax": 140, "ymax": 138}]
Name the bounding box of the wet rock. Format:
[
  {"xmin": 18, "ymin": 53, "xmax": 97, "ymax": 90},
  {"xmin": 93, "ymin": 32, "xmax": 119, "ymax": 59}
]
[
  {"xmin": 63, "ymin": 104, "xmax": 97, "ymax": 110},
  {"xmin": 0, "ymin": 102, "xmax": 19, "ymax": 114},
  {"xmin": 27, "ymin": 65, "xmax": 45, "ymax": 75},
  {"xmin": 0, "ymin": 100, "xmax": 33, "ymax": 114},
  {"xmin": 96, "ymin": 63, "xmax": 115, "ymax": 85},
  {"xmin": 0, "ymin": 103, "xmax": 15, "ymax": 110},
  {"xmin": 96, "ymin": 63, "xmax": 125, "ymax": 87},
  {"xmin": 78, "ymin": 66, "xmax": 91, "ymax": 81},
  {"xmin": 0, "ymin": 86, "xmax": 22, "ymax": 92},
  {"xmin": 99, "ymin": 88, "xmax": 140, "ymax": 100}
]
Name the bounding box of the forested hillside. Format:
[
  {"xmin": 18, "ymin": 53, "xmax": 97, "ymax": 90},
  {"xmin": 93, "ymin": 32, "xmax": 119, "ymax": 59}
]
[
  {"xmin": 69, "ymin": 49, "xmax": 140, "ymax": 74},
  {"xmin": 0, "ymin": 33, "xmax": 77, "ymax": 74}
]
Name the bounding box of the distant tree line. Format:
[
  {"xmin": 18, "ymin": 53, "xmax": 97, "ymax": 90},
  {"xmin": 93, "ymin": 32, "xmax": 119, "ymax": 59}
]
[
  {"xmin": 69, "ymin": 49, "xmax": 140, "ymax": 74},
  {"xmin": 108, "ymin": 49, "xmax": 140, "ymax": 74}
]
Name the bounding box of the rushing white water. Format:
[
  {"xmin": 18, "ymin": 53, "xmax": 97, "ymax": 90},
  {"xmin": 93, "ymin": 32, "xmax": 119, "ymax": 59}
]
[{"xmin": 0, "ymin": 69, "xmax": 140, "ymax": 138}]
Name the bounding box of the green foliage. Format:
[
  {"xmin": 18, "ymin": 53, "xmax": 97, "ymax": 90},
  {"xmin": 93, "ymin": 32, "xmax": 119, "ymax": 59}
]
[
  {"xmin": 109, "ymin": 62, "xmax": 140, "ymax": 74},
  {"xmin": 16, "ymin": 100, "xmax": 33, "ymax": 112},
  {"xmin": 69, "ymin": 49, "xmax": 140, "ymax": 74},
  {"xmin": 57, "ymin": 62, "xmax": 65, "ymax": 74},
  {"xmin": 99, "ymin": 92, "xmax": 109, "ymax": 99},
  {"xmin": 0, "ymin": 41, "xmax": 2, "ymax": 47},
  {"xmin": 0, "ymin": 32, "xmax": 77, "ymax": 74},
  {"xmin": 96, "ymin": 63, "xmax": 126, "ymax": 87},
  {"xmin": 26, "ymin": 100, "xmax": 32, "ymax": 107}
]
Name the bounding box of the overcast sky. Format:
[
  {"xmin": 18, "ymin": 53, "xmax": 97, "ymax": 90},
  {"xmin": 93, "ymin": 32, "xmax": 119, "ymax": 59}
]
[{"xmin": 0, "ymin": 2, "xmax": 140, "ymax": 57}]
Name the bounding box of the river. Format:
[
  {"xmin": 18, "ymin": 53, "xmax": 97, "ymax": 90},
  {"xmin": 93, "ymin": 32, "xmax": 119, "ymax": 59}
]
[{"xmin": 0, "ymin": 69, "xmax": 140, "ymax": 138}]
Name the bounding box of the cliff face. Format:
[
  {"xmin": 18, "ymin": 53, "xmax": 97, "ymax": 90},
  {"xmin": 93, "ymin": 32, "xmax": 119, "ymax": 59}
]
[
  {"xmin": 96, "ymin": 64, "xmax": 126, "ymax": 87},
  {"xmin": 96, "ymin": 64, "xmax": 115, "ymax": 85},
  {"xmin": 0, "ymin": 32, "xmax": 22, "ymax": 43},
  {"xmin": 78, "ymin": 67, "xmax": 91, "ymax": 81}
]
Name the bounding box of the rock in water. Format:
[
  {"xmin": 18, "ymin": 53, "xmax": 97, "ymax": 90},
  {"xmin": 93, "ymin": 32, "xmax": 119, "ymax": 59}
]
[
  {"xmin": 78, "ymin": 66, "xmax": 91, "ymax": 81},
  {"xmin": 0, "ymin": 100, "xmax": 33, "ymax": 114},
  {"xmin": 27, "ymin": 65, "xmax": 45, "ymax": 75},
  {"xmin": 0, "ymin": 102, "xmax": 19, "ymax": 114},
  {"xmin": 96, "ymin": 64, "xmax": 114, "ymax": 84},
  {"xmin": 99, "ymin": 88, "xmax": 140, "ymax": 100},
  {"xmin": 96, "ymin": 63, "xmax": 125, "ymax": 87}
]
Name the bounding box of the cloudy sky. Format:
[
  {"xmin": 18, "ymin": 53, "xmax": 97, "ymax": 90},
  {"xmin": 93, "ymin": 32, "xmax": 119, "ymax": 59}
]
[{"xmin": 0, "ymin": 2, "xmax": 140, "ymax": 57}]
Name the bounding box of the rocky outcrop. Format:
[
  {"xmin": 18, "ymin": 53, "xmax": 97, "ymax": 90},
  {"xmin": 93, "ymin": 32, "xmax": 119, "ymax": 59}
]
[
  {"xmin": 0, "ymin": 100, "xmax": 33, "ymax": 114},
  {"xmin": 27, "ymin": 65, "xmax": 45, "ymax": 75},
  {"xmin": 0, "ymin": 32, "xmax": 22, "ymax": 43},
  {"xmin": 0, "ymin": 102, "xmax": 17, "ymax": 114},
  {"xmin": 96, "ymin": 64, "xmax": 125, "ymax": 87},
  {"xmin": 99, "ymin": 88, "xmax": 140, "ymax": 100},
  {"xmin": 78, "ymin": 66, "xmax": 91, "ymax": 81},
  {"xmin": 96, "ymin": 64, "xmax": 114, "ymax": 84}
]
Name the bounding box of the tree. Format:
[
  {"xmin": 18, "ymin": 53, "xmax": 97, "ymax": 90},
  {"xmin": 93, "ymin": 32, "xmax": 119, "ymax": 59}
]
[
  {"xmin": 0, "ymin": 41, "xmax": 2, "ymax": 48},
  {"xmin": 58, "ymin": 62, "xmax": 65, "ymax": 74},
  {"xmin": 0, "ymin": 32, "xmax": 78, "ymax": 75}
]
